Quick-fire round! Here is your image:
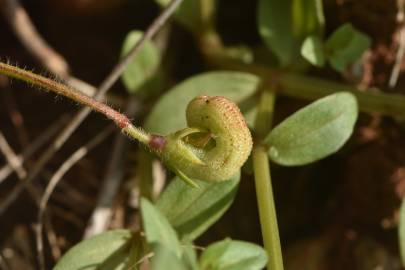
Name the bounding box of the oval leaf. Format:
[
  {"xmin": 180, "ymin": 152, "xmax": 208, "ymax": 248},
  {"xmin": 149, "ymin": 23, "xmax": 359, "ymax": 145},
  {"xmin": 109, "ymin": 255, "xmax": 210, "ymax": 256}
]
[
  {"xmin": 264, "ymin": 92, "xmax": 358, "ymax": 166},
  {"xmin": 151, "ymin": 244, "xmax": 188, "ymax": 270},
  {"xmin": 199, "ymin": 239, "xmax": 267, "ymax": 270},
  {"xmin": 121, "ymin": 30, "xmax": 160, "ymax": 93},
  {"xmin": 144, "ymin": 71, "xmax": 260, "ymax": 134},
  {"xmin": 157, "ymin": 173, "xmax": 240, "ymax": 241},
  {"xmin": 54, "ymin": 230, "xmax": 134, "ymax": 270},
  {"xmin": 325, "ymin": 23, "xmax": 371, "ymax": 72},
  {"xmin": 140, "ymin": 198, "xmax": 182, "ymax": 257}
]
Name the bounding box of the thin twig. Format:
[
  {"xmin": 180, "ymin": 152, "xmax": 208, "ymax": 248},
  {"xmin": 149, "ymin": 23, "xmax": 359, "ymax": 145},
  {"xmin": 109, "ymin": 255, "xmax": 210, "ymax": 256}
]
[
  {"xmin": 44, "ymin": 218, "xmax": 62, "ymax": 261},
  {"xmin": 0, "ymin": 115, "xmax": 69, "ymax": 183},
  {"xmin": 1, "ymin": 0, "xmax": 69, "ymax": 77},
  {"xmin": 389, "ymin": 0, "xmax": 405, "ymax": 88},
  {"xmin": 0, "ymin": 131, "xmax": 27, "ymax": 179},
  {"xmin": 0, "ymin": 0, "xmax": 183, "ymax": 215},
  {"xmin": 36, "ymin": 126, "xmax": 114, "ymax": 270},
  {"xmin": 84, "ymin": 97, "xmax": 139, "ymax": 238},
  {"xmin": 2, "ymin": 0, "xmax": 97, "ymax": 97}
]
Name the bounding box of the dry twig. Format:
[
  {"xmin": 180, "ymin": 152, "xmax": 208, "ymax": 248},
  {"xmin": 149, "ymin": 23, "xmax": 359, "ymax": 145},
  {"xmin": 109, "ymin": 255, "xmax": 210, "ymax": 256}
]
[
  {"xmin": 36, "ymin": 126, "xmax": 114, "ymax": 270},
  {"xmin": 1, "ymin": 0, "xmax": 69, "ymax": 77},
  {"xmin": 0, "ymin": 115, "xmax": 68, "ymax": 183},
  {"xmin": 0, "ymin": 0, "xmax": 184, "ymax": 216},
  {"xmin": 0, "ymin": 131, "xmax": 26, "ymax": 179},
  {"xmin": 389, "ymin": 0, "xmax": 405, "ymax": 88}
]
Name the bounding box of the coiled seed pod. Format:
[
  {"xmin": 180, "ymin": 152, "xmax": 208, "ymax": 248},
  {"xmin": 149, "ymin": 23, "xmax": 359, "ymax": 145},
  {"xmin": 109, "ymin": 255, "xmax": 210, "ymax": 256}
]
[{"xmin": 160, "ymin": 96, "xmax": 252, "ymax": 184}]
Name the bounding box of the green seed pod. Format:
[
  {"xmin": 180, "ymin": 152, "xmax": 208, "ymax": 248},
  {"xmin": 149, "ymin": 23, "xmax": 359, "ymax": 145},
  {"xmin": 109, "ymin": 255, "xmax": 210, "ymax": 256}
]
[{"xmin": 160, "ymin": 96, "xmax": 252, "ymax": 185}]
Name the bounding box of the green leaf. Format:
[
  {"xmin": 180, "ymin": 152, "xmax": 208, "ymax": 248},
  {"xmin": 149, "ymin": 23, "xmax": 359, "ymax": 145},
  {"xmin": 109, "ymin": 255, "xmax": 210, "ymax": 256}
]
[
  {"xmin": 144, "ymin": 71, "xmax": 260, "ymax": 135},
  {"xmin": 199, "ymin": 239, "xmax": 267, "ymax": 270},
  {"xmin": 291, "ymin": 0, "xmax": 325, "ymax": 38},
  {"xmin": 157, "ymin": 173, "xmax": 240, "ymax": 241},
  {"xmin": 54, "ymin": 230, "xmax": 135, "ymax": 270},
  {"xmin": 301, "ymin": 35, "xmax": 325, "ymax": 67},
  {"xmin": 258, "ymin": 0, "xmax": 324, "ymax": 66},
  {"xmin": 140, "ymin": 198, "xmax": 182, "ymax": 257},
  {"xmin": 121, "ymin": 30, "xmax": 160, "ymax": 93},
  {"xmin": 399, "ymin": 197, "xmax": 405, "ymax": 266},
  {"xmin": 325, "ymin": 23, "xmax": 371, "ymax": 72},
  {"xmin": 264, "ymin": 92, "xmax": 358, "ymax": 166},
  {"xmin": 151, "ymin": 244, "xmax": 188, "ymax": 270},
  {"xmin": 182, "ymin": 244, "xmax": 200, "ymax": 270},
  {"xmin": 155, "ymin": 0, "xmax": 203, "ymax": 33}
]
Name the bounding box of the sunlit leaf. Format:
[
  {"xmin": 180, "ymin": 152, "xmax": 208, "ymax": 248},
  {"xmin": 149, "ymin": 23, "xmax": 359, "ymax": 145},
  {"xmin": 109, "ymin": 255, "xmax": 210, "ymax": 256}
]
[
  {"xmin": 151, "ymin": 244, "xmax": 188, "ymax": 270},
  {"xmin": 140, "ymin": 198, "xmax": 182, "ymax": 257},
  {"xmin": 199, "ymin": 238, "xmax": 267, "ymax": 270},
  {"xmin": 265, "ymin": 92, "xmax": 358, "ymax": 166},
  {"xmin": 54, "ymin": 230, "xmax": 136, "ymax": 270},
  {"xmin": 301, "ymin": 35, "xmax": 325, "ymax": 67},
  {"xmin": 144, "ymin": 71, "xmax": 259, "ymax": 135},
  {"xmin": 157, "ymin": 173, "xmax": 240, "ymax": 241}
]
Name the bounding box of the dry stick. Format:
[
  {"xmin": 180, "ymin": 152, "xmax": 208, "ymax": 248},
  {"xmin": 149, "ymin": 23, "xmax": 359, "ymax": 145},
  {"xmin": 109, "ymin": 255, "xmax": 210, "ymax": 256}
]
[
  {"xmin": 83, "ymin": 97, "xmax": 139, "ymax": 238},
  {"xmin": 2, "ymin": 0, "xmax": 96, "ymax": 96},
  {"xmin": 44, "ymin": 218, "xmax": 62, "ymax": 261},
  {"xmin": 0, "ymin": 115, "xmax": 69, "ymax": 183},
  {"xmin": 2, "ymin": 0, "xmax": 69, "ymax": 77},
  {"xmin": 0, "ymin": 0, "xmax": 183, "ymax": 216},
  {"xmin": 389, "ymin": 0, "xmax": 405, "ymax": 88},
  {"xmin": 0, "ymin": 131, "xmax": 27, "ymax": 179},
  {"xmin": 36, "ymin": 126, "xmax": 114, "ymax": 270}
]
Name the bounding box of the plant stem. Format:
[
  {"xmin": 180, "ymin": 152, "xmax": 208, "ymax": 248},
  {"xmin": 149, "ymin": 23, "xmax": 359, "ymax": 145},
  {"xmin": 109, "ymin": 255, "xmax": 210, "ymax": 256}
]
[
  {"xmin": 200, "ymin": 0, "xmax": 215, "ymax": 32},
  {"xmin": 0, "ymin": 62, "xmax": 150, "ymax": 144},
  {"xmin": 205, "ymin": 48, "xmax": 405, "ymax": 117},
  {"xmin": 253, "ymin": 90, "xmax": 284, "ymax": 270}
]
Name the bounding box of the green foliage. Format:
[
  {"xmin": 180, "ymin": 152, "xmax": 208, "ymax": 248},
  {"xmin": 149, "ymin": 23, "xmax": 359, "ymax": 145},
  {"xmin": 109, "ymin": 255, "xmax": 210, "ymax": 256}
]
[
  {"xmin": 144, "ymin": 71, "xmax": 260, "ymax": 134},
  {"xmin": 121, "ymin": 30, "xmax": 160, "ymax": 93},
  {"xmin": 156, "ymin": 173, "xmax": 240, "ymax": 241},
  {"xmin": 325, "ymin": 23, "xmax": 371, "ymax": 72},
  {"xmin": 301, "ymin": 35, "xmax": 325, "ymax": 67},
  {"xmin": 151, "ymin": 244, "xmax": 188, "ymax": 270},
  {"xmin": 300, "ymin": 23, "xmax": 371, "ymax": 72},
  {"xmin": 182, "ymin": 244, "xmax": 200, "ymax": 270},
  {"xmin": 53, "ymin": 230, "xmax": 136, "ymax": 270},
  {"xmin": 35, "ymin": 1, "xmax": 375, "ymax": 269},
  {"xmin": 140, "ymin": 198, "xmax": 182, "ymax": 257},
  {"xmin": 258, "ymin": 0, "xmax": 324, "ymax": 67},
  {"xmin": 155, "ymin": 0, "xmax": 204, "ymax": 33},
  {"xmin": 199, "ymin": 239, "xmax": 268, "ymax": 270},
  {"xmin": 265, "ymin": 92, "xmax": 358, "ymax": 166}
]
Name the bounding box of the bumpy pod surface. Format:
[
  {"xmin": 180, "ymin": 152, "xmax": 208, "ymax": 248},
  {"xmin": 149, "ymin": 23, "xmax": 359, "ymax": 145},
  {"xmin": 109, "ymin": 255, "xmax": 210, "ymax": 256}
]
[{"xmin": 161, "ymin": 96, "xmax": 252, "ymax": 182}]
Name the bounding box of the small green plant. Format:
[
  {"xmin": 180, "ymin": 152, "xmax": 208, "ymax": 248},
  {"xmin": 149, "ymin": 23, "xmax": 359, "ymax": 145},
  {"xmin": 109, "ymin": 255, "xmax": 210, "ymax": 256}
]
[
  {"xmin": 7, "ymin": 0, "xmax": 405, "ymax": 269},
  {"xmin": 0, "ymin": 63, "xmax": 358, "ymax": 270}
]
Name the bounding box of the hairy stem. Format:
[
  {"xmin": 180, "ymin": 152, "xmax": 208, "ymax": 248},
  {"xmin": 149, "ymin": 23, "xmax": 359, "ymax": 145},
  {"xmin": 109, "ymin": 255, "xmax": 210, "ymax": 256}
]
[
  {"xmin": 253, "ymin": 90, "xmax": 284, "ymax": 270},
  {"xmin": 0, "ymin": 62, "xmax": 150, "ymax": 144}
]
